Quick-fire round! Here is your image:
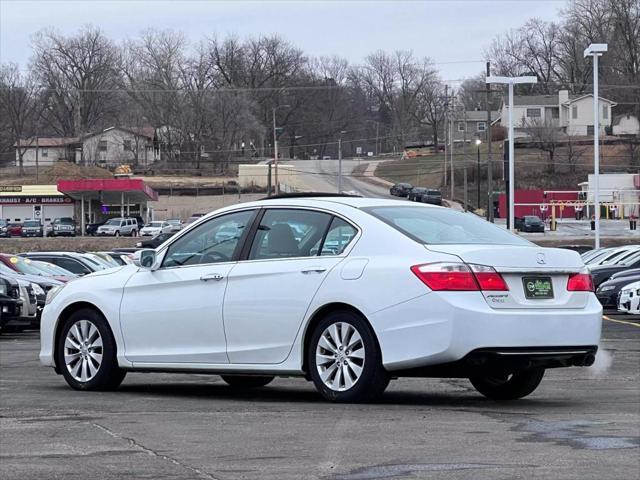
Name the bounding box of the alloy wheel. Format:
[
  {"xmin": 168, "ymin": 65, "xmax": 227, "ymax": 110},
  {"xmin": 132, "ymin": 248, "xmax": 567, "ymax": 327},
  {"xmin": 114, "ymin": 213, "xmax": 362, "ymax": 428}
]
[
  {"xmin": 64, "ymin": 319, "xmax": 103, "ymax": 382},
  {"xmin": 315, "ymin": 322, "xmax": 365, "ymax": 391}
]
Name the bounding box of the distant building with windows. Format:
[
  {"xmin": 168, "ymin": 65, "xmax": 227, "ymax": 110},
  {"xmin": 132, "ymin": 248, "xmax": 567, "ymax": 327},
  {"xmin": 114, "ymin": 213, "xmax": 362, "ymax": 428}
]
[
  {"xmin": 451, "ymin": 110, "xmax": 500, "ymax": 143},
  {"xmin": 15, "ymin": 126, "xmax": 160, "ymax": 168},
  {"xmin": 497, "ymin": 89, "xmax": 617, "ymax": 137}
]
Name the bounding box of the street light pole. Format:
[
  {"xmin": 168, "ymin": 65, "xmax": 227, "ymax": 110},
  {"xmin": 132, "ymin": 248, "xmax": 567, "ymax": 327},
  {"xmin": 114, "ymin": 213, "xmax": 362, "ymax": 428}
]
[
  {"xmin": 486, "ymin": 75, "xmax": 537, "ymax": 232},
  {"xmin": 584, "ymin": 43, "xmax": 607, "ymax": 249}
]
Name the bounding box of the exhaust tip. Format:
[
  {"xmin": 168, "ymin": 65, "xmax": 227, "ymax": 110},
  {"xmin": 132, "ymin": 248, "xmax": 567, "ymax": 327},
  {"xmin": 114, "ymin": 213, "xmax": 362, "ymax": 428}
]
[{"xmin": 584, "ymin": 353, "xmax": 596, "ymax": 366}]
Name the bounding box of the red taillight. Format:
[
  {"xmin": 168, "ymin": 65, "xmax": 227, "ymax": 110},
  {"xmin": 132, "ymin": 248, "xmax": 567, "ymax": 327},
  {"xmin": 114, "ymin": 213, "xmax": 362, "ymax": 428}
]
[
  {"xmin": 567, "ymin": 273, "xmax": 594, "ymax": 292},
  {"xmin": 411, "ymin": 263, "xmax": 508, "ymax": 292},
  {"xmin": 469, "ymin": 264, "xmax": 509, "ymax": 291}
]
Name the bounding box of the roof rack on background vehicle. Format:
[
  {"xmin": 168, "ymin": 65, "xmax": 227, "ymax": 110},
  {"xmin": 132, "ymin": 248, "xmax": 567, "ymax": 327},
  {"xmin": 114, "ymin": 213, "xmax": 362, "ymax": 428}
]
[{"xmin": 260, "ymin": 192, "xmax": 363, "ymax": 200}]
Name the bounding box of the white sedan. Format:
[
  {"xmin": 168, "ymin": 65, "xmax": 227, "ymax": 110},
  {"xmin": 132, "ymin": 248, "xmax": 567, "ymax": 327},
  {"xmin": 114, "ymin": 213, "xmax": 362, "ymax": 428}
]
[
  {"xmin": 40, "ymin": 196, "xmax": 602, "ymax": 402},
  {"xmin": 139, "ymin": 221, "xmax": 172, "ymax": 237},
  {"xmin": 618, "ymin": 280, "xmax": 640, "ymax": 314}
]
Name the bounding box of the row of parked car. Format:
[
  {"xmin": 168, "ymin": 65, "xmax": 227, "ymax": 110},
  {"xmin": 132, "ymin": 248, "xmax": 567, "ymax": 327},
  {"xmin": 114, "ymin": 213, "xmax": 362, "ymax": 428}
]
[
  {"xmin": 0, "ymin": 216, "xmax": 189, "ymax": 238},
  {"xmin": 389, "ymin": 183, "xmax": 442, "ymax": 205},
  {"xmin": 0, "ymin": 250, "xmax": 134, "ymax": 332},
  {"xmin": 585, "ymin": 245, "xmax": 640, "ymax": 314}
]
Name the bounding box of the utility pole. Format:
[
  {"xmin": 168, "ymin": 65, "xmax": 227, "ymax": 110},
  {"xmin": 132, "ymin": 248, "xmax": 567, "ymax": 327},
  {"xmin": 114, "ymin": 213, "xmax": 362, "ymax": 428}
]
[
  {"xmin": 35, "ymin": 131, "xmax": 39, "ymax": 184},
  {"xmin": 450, "ymin": 94, "xmax": 455, "ymax": 200},
  {"xmin": 375, "ymin": 121, "xmax": 379, "ymax": 156},
  {"xmin": 486, "ymin": 61, "xmax": 494, "ymax": 222},
  {"xmin": 463, "ymin": 166, "xmax": 468, "ymax": 212},
  {"xmin": 443, "ymin": 85, "xmax": 448, "ymax": 188},
  {"xmin": 337, "ymin": 131, "xmax": 346, "ymax": 193},
  {"xmin": 272, "ymin": 108, "xmax": 279, "ymax": 195}
]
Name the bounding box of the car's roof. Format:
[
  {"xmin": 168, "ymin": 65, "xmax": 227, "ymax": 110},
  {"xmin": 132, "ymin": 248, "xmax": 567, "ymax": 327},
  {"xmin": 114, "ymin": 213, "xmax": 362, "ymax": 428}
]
[{"xmin": 246, "ymin": 196, "xmax": 439, "ymax": 209}]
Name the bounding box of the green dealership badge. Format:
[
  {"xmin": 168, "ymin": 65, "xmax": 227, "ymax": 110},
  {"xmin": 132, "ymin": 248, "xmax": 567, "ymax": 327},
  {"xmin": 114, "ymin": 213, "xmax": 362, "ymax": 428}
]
[{"xmin": 522, "ymin": 277, "xmax": 554, "ymax": 299}]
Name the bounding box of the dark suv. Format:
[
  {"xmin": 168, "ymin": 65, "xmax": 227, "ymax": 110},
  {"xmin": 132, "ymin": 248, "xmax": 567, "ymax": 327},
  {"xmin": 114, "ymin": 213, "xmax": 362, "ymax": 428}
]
[
  {"xmin": 21, "ymin": 219, "xmax": 44, "ymax": 237},
  {"xmin": 49, "ymin": 217, "xmax": 76, "ymax": 237},
  {"xmin": 421, "ymin": 189, "xmax": 442, "ymax": 206},
  {"xmin": 390, "ymin": 183, "xmax": 413, "ymax": 197},
  {"xmin": 407, "ymin": 187, "xmax": 428, "ymax": 202}
]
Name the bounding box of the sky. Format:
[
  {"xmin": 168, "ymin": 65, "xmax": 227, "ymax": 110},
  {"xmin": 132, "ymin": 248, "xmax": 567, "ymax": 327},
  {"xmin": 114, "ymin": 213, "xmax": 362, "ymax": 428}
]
[{"xmin": 0, "ymin": 0, "xmax": 566, "ymax": 83}]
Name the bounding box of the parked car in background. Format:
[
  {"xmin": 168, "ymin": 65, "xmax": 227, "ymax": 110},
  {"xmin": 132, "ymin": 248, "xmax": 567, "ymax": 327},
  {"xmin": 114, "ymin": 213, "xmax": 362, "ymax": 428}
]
[
  {"xmin": 420, "ymin": 189, "xmax": 442, "ymax": 206},
  {"xmin": 7, "ymin": 223, "xmax": 23, "ymax": 237},
  {"xmin": 186, "ymin": 213, "xmax": 206, "ymax": 224},
  {"xmin": 0, "ymin": 274, "xmax": 22, "ymax": 330},
  {"xmin": 0, "ymin": 256, "xmax": 64, "ymax": 293},
  {"xmin": 21, "ymin": 219, "xmax": 44, "ymax": 237},
  {"xmin": 407, "ymin": 187, "xmax": 428, "ymax": 202},
  {"xmin": 618, "ymin": 280, "xmax": 640, "ymax": 314},
  {"xmin": 135, "ymin": 231, "xmax": 176, "ymax": 249},
  {"xmin": 0, "ymin": 219, "xmax": 10, "ymax": 238},
  {"xmin": 96, "ymin": 218, "xmax": 138, "ymax": 237},
  {"xmin": 85, "ymin": 221, "xmax": 106, "ymax": 236},
  {"xmin": 140, "ymin": 221, "xmax": 172, "ymax": 237},
  {"xmin": 596, "ymin": 272, "xmax": 640, "ymax": 309},
  {"xmin": 20, "ymin": 252, "xmax": 107, "ymax": 276},
  {"xmin": 100, "ymin": 252, "xmax": 134, "ymax": 266},
  {"xmin": 515, "ymin": 216, "xmax": 545, "ymax": 233},
  {"xmin": 589, "ymin": 250, "xmax": 640, "ymax": 288},
  {"xmin": 389, "ymin": 183, "xmax": 413, "ymax": 197},
  {"xmin": 48, "ymin": 217, "xmax": 76, "ymax": 237},
  {"xmin": 29, "ymin": 260, "xmax": 77, "ymax": 282},
  {"xmin": 582, "ymin": 246, "xmax": 640, "ymax": 266},
  {"xmin": 559, "ymin": 245, "xmax": 593, "ymax": 255},
  {"xmin": 166, "ymin": 219, "xmax": 183, "ymax": 232},
  {"xmin": 41, "ymin": 196, "xmax": 600, "ymax": 402}
]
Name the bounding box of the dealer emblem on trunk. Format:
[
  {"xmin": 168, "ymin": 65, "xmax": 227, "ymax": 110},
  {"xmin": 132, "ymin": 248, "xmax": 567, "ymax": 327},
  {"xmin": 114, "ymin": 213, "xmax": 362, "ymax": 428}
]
[{"xmin": 536, "ymin": 253, "xmax": 546, "ymax": 264}]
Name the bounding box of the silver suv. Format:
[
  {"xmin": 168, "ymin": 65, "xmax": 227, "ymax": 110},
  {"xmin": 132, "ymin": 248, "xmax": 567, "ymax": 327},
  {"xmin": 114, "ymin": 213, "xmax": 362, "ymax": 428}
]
[{"xmin": 96, "ymin": 217, "xmax": 139, "ymax": 237}]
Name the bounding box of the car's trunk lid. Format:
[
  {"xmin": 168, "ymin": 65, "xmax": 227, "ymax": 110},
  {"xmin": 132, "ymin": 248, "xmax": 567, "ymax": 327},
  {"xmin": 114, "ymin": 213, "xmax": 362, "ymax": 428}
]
[{"xmin": 425, "ymin": 244, "xmax": 589, "ymax": 309}]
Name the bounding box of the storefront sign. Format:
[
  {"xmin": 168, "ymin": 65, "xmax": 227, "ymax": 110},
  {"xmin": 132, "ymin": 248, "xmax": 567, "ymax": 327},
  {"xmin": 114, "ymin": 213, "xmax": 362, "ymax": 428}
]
[
  {"xmin": 0, "ymin": 196, "xmax": 73, "ymax": 205},
  {"xmin": 0, "ymin": 186, "xmax": 22, "ymax": 192}
]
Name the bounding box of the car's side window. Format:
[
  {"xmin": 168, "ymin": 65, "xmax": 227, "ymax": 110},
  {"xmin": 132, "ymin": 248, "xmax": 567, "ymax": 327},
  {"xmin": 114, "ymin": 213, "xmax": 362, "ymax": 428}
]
[
  {"xmin": 320, "ymin": 217, "xmax": 358, "ymax": 256},
  {"xmin": 162, "ymin": 210, "xmax": 254, "ymax": 268},
  {"xmin": 248, "ymin": 209, "xmax": 332, "ymax": 260},
  {"xmin": 52, "ymin": 257, "xmax": 91, "ymax": 275}
]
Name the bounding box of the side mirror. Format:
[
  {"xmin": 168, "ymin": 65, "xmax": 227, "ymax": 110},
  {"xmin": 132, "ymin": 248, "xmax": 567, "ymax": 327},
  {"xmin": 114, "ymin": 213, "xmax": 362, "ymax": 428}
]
[{"xmin": 133, "ymin": 249, "xmax": 157, "ymax": 270}]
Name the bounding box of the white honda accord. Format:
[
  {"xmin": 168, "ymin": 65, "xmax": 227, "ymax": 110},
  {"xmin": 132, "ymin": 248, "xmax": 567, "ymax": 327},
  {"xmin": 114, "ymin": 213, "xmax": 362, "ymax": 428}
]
[{"xmin": 40, "ymin": 195, "xmax": 602, "ymax": 402}]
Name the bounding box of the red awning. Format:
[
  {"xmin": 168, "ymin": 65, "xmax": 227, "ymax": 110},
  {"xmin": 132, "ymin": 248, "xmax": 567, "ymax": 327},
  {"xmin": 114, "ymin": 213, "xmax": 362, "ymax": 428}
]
[{"xmin": 57, "ymin": 178, "xmax": 159, "ymax": 202}]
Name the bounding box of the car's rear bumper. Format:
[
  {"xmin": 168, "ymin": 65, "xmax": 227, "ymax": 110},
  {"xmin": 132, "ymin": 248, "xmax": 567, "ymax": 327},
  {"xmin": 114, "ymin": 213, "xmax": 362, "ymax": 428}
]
[{"xmin": 370, "ymin": 291, "xmax": 602, "ymax": 371}]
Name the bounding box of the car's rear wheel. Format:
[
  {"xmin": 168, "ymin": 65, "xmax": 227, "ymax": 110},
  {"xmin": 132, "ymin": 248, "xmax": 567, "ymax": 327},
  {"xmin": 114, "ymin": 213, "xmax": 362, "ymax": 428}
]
[
  {"xmin": 56, "ymin": 308, "xmax": 126, "ymax": 391},
  {"xmin": 220, "ymin": 375, "xmax": 274, "ymax": 388},
  {"xmin": 308, "ymin": 310, "xmax": 389, "ymax": 403},
  {"xmin": 469, "ymin": 368, "xmax": 545, "ymax": 400}
]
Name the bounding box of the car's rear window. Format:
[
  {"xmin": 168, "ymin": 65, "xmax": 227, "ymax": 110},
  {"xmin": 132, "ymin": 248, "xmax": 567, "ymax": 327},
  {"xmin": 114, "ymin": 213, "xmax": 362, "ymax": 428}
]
[{"xmin": 364, "ymin": 206, "xmax": 531, "ymax": 246}]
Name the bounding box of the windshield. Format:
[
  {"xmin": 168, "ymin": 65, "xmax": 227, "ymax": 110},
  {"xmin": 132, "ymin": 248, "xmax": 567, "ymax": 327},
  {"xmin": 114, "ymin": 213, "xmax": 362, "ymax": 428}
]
[
  {"xmin": 6, "ymin": 256, "xmax": 48, "ymax": 275},
  {"xmin": 55, "ymin": 218, "xmax": 74, "ymax": 224},
  {"xmin": 24, "ymin": 221, "xmax": 41, "ymax": 227},
  {"xmin": 32, "ymin": 261, "xmax": 77, "ymax": 277},
  {"xmin": 618, "ymin": 251, "xmax": 640, "ymax": 266},
  {"xmin": 104, "ymin": 219, "xmax": 122, "ymax": 226},
  {"xmin": 365, "ymin": 206, "xmax": 531, "ymax": 246},
  {"xmin": 148, "ymin": 222, "xmax": 164, "ymax": 227}
]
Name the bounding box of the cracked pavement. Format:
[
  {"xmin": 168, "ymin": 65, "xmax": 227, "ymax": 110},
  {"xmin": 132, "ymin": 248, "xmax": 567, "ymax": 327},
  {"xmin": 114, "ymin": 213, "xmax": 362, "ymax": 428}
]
[{"xmin": 1, "ymin": 319, "xmax": 638, "ymax": 480}]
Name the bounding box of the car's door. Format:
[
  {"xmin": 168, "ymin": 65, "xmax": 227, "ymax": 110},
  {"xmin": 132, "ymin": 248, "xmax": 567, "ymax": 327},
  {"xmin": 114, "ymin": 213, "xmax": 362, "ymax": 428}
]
[
  {"xmin": 223, "ymin": 209, "xmax": 359, "ymax": 364},
  {"xmin": 119, "ymin": 209, "xmax": 256, "ymax": 364}
]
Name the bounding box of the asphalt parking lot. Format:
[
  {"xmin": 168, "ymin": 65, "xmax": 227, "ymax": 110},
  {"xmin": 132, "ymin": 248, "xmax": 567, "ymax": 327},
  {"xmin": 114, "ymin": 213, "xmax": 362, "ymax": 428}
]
[{"xmin": 1, "ymin": 317, "xmax": 638, "ymax": 480}]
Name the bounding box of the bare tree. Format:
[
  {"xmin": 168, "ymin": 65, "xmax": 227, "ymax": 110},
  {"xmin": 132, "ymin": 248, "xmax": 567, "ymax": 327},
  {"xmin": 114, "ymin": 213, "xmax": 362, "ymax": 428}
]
[
  {"xmin": 525, "ymin": 117, "xmax": 562, "ymax": 174},
  {"xmin": 31, "ymin": 26, "xmax": 121, "ymax": 137},
  {"xmin": 0, "ymin": 64, "xmax": 41, "ymax": 174}
]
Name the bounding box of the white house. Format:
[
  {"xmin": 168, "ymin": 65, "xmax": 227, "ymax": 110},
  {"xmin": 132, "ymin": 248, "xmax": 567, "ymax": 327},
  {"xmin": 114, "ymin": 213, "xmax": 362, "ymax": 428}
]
[
  {"xmin": 499, "ymin": 89, "xmax": 617, "ymax": 137},
  {"xmin": 15, "ymin": 126, "xmax": 160, "ymax": 168}
]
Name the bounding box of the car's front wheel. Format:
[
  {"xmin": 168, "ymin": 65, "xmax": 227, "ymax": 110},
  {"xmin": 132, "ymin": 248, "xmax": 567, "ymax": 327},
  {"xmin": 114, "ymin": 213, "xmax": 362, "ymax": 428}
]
[
  {"xmin": 308, "ymin": 310, "xmax": 390, "ymax": 403},
  {"xmin": 469, "ymin": 368, "xmax": 545, "ymax": 400},
  {"xmin": 220, "ymin": 375, "xmax": 274, "ymax": 388},
  {"xmin": 56, "ymin": 308, "xmax": 126, "ymax": 391}
]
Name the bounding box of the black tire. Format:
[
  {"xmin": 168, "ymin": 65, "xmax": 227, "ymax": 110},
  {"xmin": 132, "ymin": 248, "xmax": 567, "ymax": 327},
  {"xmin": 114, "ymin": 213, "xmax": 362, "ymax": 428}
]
[
  {"xmin": 56, "ymin": 308, "xmax": 126, "ymax": 391},
  {"xmin": 307, "ymin": 310, "xmax": 390, "ymax": 403},
  {"xmin": 220, "ymin": 375, "xmax": 274, "ymax": 388},
  {"xmin": 469, "ymin": 368, "xmax": 545, "ymax": 400}
]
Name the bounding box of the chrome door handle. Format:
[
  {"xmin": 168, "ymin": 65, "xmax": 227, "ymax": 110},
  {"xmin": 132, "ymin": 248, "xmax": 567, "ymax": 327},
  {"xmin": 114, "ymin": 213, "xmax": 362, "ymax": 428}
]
[
  {"xmin": 200, "ymin": 273, "xmax": 224, "ymax": 282},
  {"xmin": 301, "ymin": 267, "xmax": 327, "ymax": 274}
]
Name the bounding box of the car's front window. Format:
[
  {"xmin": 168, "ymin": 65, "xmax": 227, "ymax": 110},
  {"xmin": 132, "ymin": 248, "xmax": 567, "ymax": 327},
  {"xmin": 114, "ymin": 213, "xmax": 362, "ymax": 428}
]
[
  {"xmin": 162, "ymin": 210, "xmax": 254, "ymax": 267},
  {"xmin": 104, "ymin": 219, "xmax": 120, "ymax": 226},
  {"xmin": 365, "ymin": 206, "xmax": 531, "ymax": 246}
]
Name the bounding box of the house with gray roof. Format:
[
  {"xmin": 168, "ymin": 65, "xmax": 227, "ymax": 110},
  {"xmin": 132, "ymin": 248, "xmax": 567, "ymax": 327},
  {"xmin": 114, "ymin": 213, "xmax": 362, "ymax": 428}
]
[
  {"xmin": 498, "ymin": 89, "xmax": 617, "ymax": 137},
  {"xmin": 451, "ymin": 110, "xmax": 500, "ymax": 143}
]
